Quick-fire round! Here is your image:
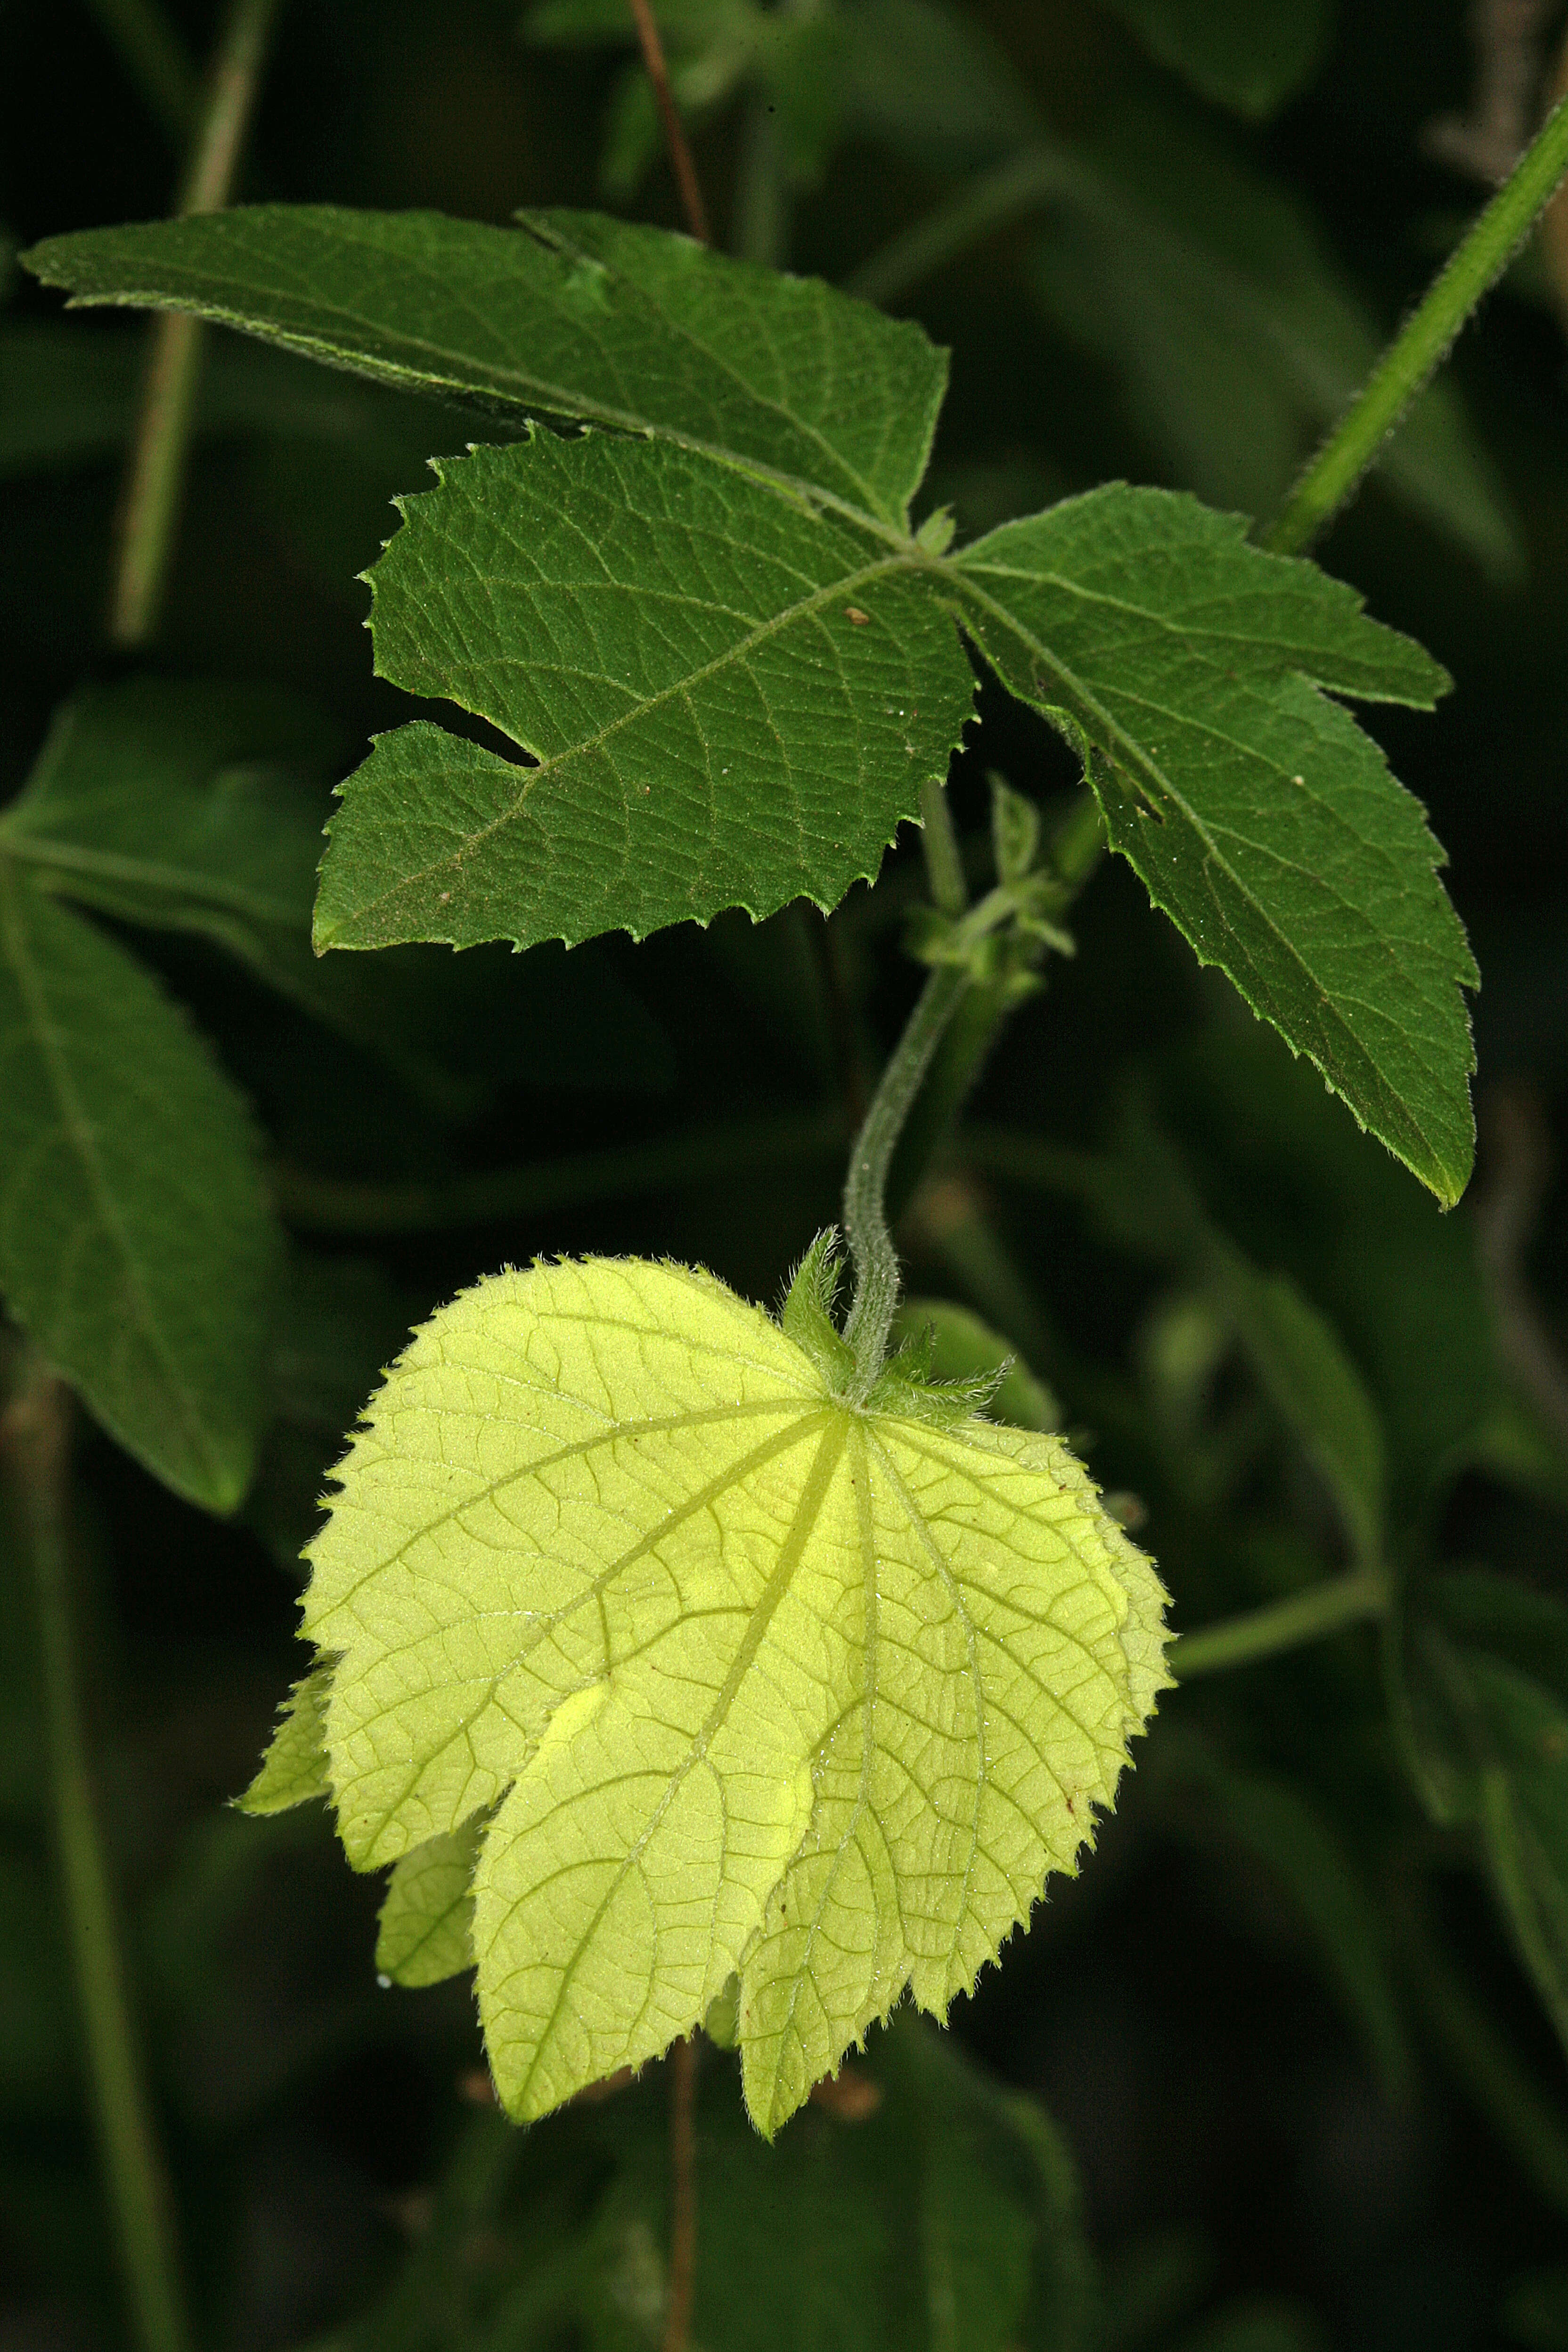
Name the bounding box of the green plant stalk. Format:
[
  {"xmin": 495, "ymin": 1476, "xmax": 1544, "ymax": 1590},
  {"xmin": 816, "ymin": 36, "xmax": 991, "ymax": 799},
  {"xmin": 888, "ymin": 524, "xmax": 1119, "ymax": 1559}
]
[
  {"xmin": 0, "ymin": 1357, "xmax": 192, "ymax": 2352},
  {"xmin": 1173, "ymin": 1568, "xmax": 1388, "ymax": 1680},
  {"xmin": 890, "ymin": 789, "xmax": 1106, "ymax": 1221},
  {"xmin": 841, "ymin": 964, "xmax": 972, "ymax": 1392},
  {"xmin": 1266, "ymin": 93, "xmax": 1568, "ymax": 555},
  {"xmin": 84, "ymin": 0, "xmax": 199, "ymax": 145},
  {"xmin": 109, "ymin": 0, "xmax": 282, "ymax": 647}
]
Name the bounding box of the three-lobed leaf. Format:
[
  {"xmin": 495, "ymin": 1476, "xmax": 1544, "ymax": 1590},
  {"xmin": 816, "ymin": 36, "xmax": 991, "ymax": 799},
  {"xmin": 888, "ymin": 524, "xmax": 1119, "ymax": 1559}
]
[
  {"xmin": 262, "ymin": 1255, "xmax": 1169, "ymax": 2134},
  {"xmin": 24, "ymin": 206, "xmax": 1479, "ymax": 1200}
]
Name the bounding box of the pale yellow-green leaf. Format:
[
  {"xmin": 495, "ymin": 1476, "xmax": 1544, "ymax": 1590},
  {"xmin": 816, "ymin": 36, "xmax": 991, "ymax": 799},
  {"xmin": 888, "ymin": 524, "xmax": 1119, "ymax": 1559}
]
[
  {"xmin": 237, "ymin": 1662, "xmax": 333, "ymax": 1815},
  {"xmin": 376, "ymin": 1816, "xmax": 484, "ymax": 1988},
  {"xmin": 299, "ymin": 1257, "xmax": 1170, "ymax": 2134}
]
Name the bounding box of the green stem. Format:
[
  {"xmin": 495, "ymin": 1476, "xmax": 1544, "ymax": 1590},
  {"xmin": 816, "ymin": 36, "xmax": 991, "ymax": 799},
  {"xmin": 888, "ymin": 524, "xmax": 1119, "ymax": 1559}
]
[
  {"xmin": 272, "ymin": 1107, "xmax": 849, "ymax": 1235},
  {"xmin": 1265, "ymin": 93, "xmax": 1568, "ymax": 556},
  {"xmin": 888, "ymin": 791, "xmax": 1106, "ymax": 1223},
  {"xmin": 1172, "ymin": 1568, "xmax": 1388, "ymax": 1681},
  {"xmin": 108, "ymin": 0, "xmax": 282, "ymax": 648},
  {"xmin": 841, "ymin": 966, "xmax": 971, "ymax": 1393},
  {"xmin": 1, "ymin": 1357, "xmax": 193, "ymax": 2352},
  {"xmin": 83, "ymin": 0, "xmax": 199, "ymax": 145}
]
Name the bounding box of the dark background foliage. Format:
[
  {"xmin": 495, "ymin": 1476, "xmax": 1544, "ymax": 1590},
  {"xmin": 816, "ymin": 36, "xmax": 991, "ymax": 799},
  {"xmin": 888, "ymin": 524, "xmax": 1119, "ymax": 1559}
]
[{"xmin": 2, "ymin": 2, "xmax": 1568, "ymax": 2347}]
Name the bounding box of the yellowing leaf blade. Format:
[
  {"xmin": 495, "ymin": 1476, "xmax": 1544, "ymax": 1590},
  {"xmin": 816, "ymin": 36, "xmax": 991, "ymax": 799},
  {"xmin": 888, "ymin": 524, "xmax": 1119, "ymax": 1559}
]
[{"xmin": 298, "ymin": 1258, "xmax": 1169, "ymax": 2132}]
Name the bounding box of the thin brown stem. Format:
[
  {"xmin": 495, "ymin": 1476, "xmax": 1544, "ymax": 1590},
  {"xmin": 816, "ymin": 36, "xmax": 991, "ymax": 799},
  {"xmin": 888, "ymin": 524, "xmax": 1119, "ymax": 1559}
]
[
  {"xmin": 661, "ymin": 2034, "xmax": 699, "ymax": 2352},
  {"xmin": 626, "ymin": 0, "xmax": 710, "ymax": 245},
  {"xmin": 108, "ymin": 0, "xmax": 282, "ymax": 647}
]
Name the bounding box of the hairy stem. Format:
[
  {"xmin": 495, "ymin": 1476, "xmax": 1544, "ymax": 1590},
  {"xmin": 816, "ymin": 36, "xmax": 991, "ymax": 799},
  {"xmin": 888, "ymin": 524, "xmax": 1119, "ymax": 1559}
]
[
  {"xmin": 84, "ymin": 0, "xmax": 198, "ymax": 145},
  {"xmin": 1266, "ymin": 92, "xmax": 1568, "ymax": 555},
  {"xmin": 627, "ymin": 0, "xmax": 711, "ymax": 245},
  {"xmin": 889, "ymin": 790, "xmax": 1105, "ymax": 1223},
  {"xmin": 1, "ymin": 1356, "xmax": 192, "ymax": 2352},
  {"xmin": 661, "ymin": 2035, "xmax": 699, "ymax": 2352},
  {"xmin": 1173, "ymin": 1568, "xmax": 1389, "ymax": 1681},
  {"xmin": 108, "ymin": 0, "xmax": 282, "ymax": 647},
  {"xmin": 841, "ymin": 965, "xmax": 971, "ymax": 1392}
]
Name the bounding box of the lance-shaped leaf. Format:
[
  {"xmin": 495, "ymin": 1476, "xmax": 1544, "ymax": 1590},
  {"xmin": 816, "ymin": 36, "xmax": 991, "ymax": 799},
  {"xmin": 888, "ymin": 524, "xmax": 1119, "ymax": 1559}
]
[
  {"xmin": 313, "ymin": 429, "xmax": 974, "ymax": 952},
  {"xmin": 0, "ymin": 677, "xmax": 335, "ymax": 980},
  {"xmin": 0, "ymin": 871, "xmax": 281, "ymax": 1511},
  {"xmin": 1100, "ymin": 0, "xmax": 1331, "ymax": 117},
  {"xmin": 951, "ymin": 485, "xmax": 1477, "ymax": 1205},
  {"xmin": 284, "ymin": 1256, "xmax": 1169, "ymax": 2135},
  {"xmin": 22, "ymin": 205, "xmax": 944, "ymax": 526}
]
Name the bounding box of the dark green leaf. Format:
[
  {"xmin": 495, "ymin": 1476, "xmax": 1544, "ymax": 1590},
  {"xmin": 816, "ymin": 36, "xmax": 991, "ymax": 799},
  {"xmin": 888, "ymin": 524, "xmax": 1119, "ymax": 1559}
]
[
  {"xmin": 314, "ymin": 429, "xmax": 973, "ymax": 951},
  {"xmin": 0, "ymin": 872, "xmax": 280, "ymax": 1510},
  {"xmin": 1504, "ymin": 2265, "xmax": 1568, "ymax": 2350},
  {"xmin": 604, "ymin": 2015, "xmax": 1093, "ymax": 2352},
  {"xmin": 1154, "ymin": 1028, "xmax": 1500, "ymax": 1498},
  {"xmin": 23, "ymin": 204, "xmax": 945, "ymax": 525},
  {"xmin": 1099, "ymin": 0, "xmax": 1333, "ymax": 116},
  {"xmin": 837, "ymin": 0, "xmax": 1041, "ymax": 167},
  {"xmin": 0, "ymin": 319, "xmax": 457, "ymax": 479},
  {"xmin": 323, "ymin": 2017, "xmax": 1094, "ymax": 2352},
  {"xmin": 1030, "ymin": 103, "xmax": 1519, "ymax": 573},
  {"xmin": 953, "ymin": 487, "xmax": 1476, "ymax": 1205},
  {"xmin": 1203, "ymin": 1244, "xmax": 1385, "ymax": 1567},
  {"xmin": 1408, "ymin": 1574, "xmax": 1568, "ymax": 2062},
  {"xmin": 243, "ymin": 1251, "xmax": 420, "ymax": 1568},
  {"xmin": 1160, "ymin": 1746, "xmax": 1410, "ymax": 2096},
  {"xmin": 0, "ymin": 677, "xmax": 335, "ymax": 977}
]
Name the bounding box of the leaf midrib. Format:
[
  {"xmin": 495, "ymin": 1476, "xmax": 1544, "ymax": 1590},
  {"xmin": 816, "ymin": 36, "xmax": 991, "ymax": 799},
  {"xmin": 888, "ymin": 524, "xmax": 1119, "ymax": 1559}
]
[
  {"xmin": 1, "ymin": 829, "xmax": 303, "ymax": 926},
  {"xmin": 506, "ymin": 1411, "xmax": 847, "ymax": 2109},
  {"xmin": 325, "ymin": 547, "xmax": 917, "ymax": 942},
  {"xmin": 946, "ymin": 565, "xmax": 1452, "ymax": 1172},
  {"xmin": 57, "ymin": 225, "xmax": 915, "ymax": 538},
  {"xmin": 0, "ymin": 868, "xmax": 215, "ymax": 1487}
]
